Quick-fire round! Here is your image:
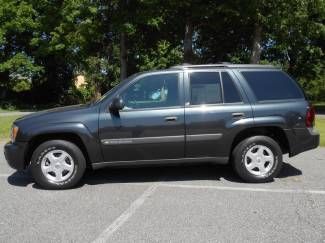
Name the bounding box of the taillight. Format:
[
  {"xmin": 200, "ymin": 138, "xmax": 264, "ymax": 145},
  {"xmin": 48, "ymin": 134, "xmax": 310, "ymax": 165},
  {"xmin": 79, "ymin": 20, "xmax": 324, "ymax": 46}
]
[{"xmin": 306, "ymin": 105, "xmax": 315, "ymax": 127}]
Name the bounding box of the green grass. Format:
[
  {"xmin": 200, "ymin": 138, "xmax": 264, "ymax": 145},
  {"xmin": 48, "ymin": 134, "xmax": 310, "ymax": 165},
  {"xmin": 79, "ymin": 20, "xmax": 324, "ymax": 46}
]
[
  {"xmin": 0, "ymin": 108, "xmax": 36, "ymax": 113},
  {"xmin": 316, "ymin": 117, "xmax": 325, "ymax": 147},
  {"xmin": 0, "ymin": 115, "xmax": 22, "ymax": 141},
  {"xmin": 0, "ymin": 108, "xmax": 9, "ymax": 113}
]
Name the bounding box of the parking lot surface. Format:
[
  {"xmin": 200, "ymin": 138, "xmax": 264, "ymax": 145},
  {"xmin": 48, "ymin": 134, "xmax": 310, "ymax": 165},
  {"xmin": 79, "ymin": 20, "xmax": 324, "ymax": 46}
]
[{"xmin": 1, "ymin": 141, "xmax": 325, "ymax": 242}]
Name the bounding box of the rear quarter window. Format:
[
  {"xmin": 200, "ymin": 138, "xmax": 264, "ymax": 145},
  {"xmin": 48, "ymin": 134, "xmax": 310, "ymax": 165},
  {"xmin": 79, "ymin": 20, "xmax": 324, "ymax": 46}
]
[
  {"xmin": 222, "ymin": 72, "xmax": 242, "ymax": 103},
  {"xmin": 241, "ymin": 71, "xmax": 304, "ymax": 101}
]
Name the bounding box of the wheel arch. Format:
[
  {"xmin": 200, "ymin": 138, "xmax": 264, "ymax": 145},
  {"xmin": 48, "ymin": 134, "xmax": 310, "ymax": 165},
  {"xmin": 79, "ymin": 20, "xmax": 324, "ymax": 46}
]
[
  {"xmin": 230, "ymin": 126, "xmax": 290, "ymax": 157},
  {"xmin": 25, "ymin": 132, "xmax": 93, "ymax": 168}
]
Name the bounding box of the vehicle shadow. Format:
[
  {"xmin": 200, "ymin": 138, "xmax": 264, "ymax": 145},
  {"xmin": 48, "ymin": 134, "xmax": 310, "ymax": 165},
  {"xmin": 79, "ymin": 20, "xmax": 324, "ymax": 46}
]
[
  {"xmin": 7, "ymin": 170, "xmax": 33, "ymax": 187},
  {"xmin": 7, "ymin": 161, "xmax": 302, "ymax": 189}
]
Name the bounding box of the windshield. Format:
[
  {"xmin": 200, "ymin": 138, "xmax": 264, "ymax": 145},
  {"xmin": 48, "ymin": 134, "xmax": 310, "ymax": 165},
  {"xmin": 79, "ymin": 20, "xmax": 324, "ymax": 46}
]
[{"xmin": 93, "ymin": 73, "xmax": 141, "ymax": 104}]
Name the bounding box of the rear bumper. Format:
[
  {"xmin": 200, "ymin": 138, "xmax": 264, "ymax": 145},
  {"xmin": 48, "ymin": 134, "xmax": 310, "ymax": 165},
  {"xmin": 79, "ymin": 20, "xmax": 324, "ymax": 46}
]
[
  {"xmin": 4, "ymin": 142, "xmax": 27, "ymax": 170},
  {"xmin": 286, "ymin": 127, "xmax": 320, "ymax": 157}
]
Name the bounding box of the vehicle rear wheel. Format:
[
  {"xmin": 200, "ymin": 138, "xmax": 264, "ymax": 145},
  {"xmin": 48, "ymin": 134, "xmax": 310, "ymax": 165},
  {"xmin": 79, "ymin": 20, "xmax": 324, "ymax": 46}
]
[
  {"xmin": 232, "ymin": 136, "xmax": 282, "ymax": 183},
  {"xmin": 30, "ymin": 140, "xmax": 86, "ymax": 189}
]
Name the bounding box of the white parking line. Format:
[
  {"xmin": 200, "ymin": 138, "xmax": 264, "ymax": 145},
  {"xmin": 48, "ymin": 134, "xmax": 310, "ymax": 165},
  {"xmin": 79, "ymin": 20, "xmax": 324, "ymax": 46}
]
[
  {"xmin": 92, "ymin": 181, "xmax": 325, "ymax": 242},
  {"xmin": 0, "ymin": 174, "xmax": 10, "ymax": 177},
  {"xmin": 160, "ymin": 183, "xmax": 325, "ymax": 195},
  {"xmin": 92, "ymin": 182, "xmax": 160, "ymax": 243}
]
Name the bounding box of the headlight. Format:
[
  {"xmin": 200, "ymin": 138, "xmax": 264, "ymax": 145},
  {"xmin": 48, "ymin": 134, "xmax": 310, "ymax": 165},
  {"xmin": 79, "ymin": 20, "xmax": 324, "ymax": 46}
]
[{"xmin": 10, "ymin": 125, "xmax": 19, "ymax": 143}]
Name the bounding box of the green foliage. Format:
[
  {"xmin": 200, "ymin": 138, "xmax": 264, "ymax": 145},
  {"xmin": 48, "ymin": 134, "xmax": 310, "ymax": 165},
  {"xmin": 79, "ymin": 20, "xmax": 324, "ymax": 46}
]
[
  {"xmin": 0, "ymin": 0, "xmax": 324, "ymax": 105},
  {"xmin": 0, "ymin": 102, "xmax": 17, "ymax": 111},
  {"xmin": 12, "ymin": 79, "xmax": 31, "ymax": 92},
  {"xmin": 77, "ymin": 85, "xmax": 95, "ymax": 103},
  {"xmin": 138, "ymin": 41, "xmax": 183, "ymax": 71},
  {"xmin": 0, "ymin": 0, "xmax": 42, "ymax": 91}
]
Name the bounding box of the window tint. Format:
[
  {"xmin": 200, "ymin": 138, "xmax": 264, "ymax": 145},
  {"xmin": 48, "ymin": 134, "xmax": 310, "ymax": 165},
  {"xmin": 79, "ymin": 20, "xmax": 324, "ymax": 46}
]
[
  {"xmin": 222, "ymin": 72, "xmax": 242, "ymax": 103},
  {"xmin": 121, "ymin": 73, "xmax": 180, "ymax": 109},
  {"xmin": 190, "ymin": 72, "xmax": 222, "ymax": 105},
  {"xmin": 241, "ymin": 71, "xmax": 304, "ymax": 101}
]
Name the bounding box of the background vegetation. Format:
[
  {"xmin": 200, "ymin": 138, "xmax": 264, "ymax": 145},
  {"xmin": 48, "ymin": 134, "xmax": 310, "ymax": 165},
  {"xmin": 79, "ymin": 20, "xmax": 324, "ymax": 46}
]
[
  {"xmin": 316, "ymin": 118, "xmax": 325, "ymax": 146},
  {"xmin": 0, "ymin": 0, "xmax": 324, "ymax": 109},
  {"xmin": 0, "ymin": 115, "xmax": 21, "ymax": 139}
]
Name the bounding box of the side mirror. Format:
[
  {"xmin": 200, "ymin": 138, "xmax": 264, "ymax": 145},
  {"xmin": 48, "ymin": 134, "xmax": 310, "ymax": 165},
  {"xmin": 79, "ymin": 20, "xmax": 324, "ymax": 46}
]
[{"xmin": 109, "ymin": 97, "xmax": 125, "ymax": 112}]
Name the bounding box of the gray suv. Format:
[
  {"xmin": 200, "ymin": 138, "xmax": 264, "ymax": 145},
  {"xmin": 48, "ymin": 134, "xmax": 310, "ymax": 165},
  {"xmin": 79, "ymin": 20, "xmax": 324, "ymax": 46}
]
[{"xmin": 4, "ymin": 64, "xmax": 320, "ymax": 189}]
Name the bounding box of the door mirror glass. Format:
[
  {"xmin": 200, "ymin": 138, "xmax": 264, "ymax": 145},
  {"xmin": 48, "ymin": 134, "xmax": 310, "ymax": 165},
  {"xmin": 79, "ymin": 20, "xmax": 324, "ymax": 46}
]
[{"xmin": 110, "ymin": 97, "xmax": 125, "ymax": 111}]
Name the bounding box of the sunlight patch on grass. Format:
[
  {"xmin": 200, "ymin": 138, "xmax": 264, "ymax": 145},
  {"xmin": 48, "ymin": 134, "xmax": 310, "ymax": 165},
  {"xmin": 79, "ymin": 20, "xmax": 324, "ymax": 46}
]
[
  {"xmin": 316, "ymin": 117, "xmax": 325, "ymax": 147},
  {"xmin": 0, "ymin": 115, "xmax": 22, "ymax": 141}
]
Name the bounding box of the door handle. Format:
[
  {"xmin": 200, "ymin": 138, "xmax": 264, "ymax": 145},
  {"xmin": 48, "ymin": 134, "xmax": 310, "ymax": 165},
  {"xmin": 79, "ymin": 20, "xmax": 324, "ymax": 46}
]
[
  {"xmin": 165, "ymin": 116, "xmax": 178, "ymax": 122},
  {"xmin": 232, "ymin": 112, "xmax": 246, "ymax": 119}
]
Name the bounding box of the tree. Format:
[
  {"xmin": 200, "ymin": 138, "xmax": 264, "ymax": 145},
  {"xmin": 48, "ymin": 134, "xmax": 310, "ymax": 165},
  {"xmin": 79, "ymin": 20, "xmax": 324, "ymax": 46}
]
[
  {"xmin": 163, "ymin": 0, "xmax": 219, "ymax": 63},
  {"xmin": 0, "ymin": 0, "xmax": 41, "ymax": 97},
  {"xmin": 0, "ymin": 0, "xmax": 324, "ymax": 107}
]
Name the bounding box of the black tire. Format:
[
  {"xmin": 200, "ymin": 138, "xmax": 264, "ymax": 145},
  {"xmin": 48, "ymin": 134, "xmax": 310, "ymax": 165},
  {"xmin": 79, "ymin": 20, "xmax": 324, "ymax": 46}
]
[
  {"xmin": 232, "ymin": 136, "xmax": 283, "ymax": 183},
  {"xmin": 30, "ymin": 140, "xmax": 86, "ymax": 189}
]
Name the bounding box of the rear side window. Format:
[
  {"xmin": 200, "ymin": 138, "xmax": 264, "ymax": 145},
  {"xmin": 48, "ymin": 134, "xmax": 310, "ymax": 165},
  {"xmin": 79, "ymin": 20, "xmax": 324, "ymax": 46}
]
[
  {"xmin": 222, "ymin": 72, "xmax": 242, "ymax": 103},
  {"xmin": 190, "ymin": 72, "xmax": 222, "ymax": 105},
  {"xmin": 241, "ymin": 71, "xmax": 304, "ymax": 101}
]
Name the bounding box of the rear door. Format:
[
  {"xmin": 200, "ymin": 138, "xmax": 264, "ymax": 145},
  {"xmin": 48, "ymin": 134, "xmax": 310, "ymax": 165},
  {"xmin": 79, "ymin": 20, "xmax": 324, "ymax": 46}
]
[{"xmin": 184, "ymin": 69, "xmax": 253, "ymax": 159}]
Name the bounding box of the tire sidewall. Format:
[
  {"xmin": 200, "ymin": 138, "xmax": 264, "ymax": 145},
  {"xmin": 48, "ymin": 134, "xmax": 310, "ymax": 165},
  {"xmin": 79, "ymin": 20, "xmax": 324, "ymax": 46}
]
[
  {"xmin": 233, "ymin": 136, "xmax": 282, "ymax": 182},
  {"xmin": 31, "ymin": 140, "xmax": 85, "ymax": 189}
]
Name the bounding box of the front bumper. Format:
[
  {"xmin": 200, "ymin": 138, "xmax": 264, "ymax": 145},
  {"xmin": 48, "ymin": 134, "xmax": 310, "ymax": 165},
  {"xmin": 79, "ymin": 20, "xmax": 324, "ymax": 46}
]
[{"xmin": 4, "ymin": 142, "xmax": 28, "ymax": 170}]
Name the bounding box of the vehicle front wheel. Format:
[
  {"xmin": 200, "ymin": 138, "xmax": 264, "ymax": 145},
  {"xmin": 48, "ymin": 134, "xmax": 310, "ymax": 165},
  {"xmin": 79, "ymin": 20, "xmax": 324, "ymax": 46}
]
[
  {"xmin": 232, "ymin": 136, "xmax": 283, "ymax": 183},
  {"xmin": 30, "ymin": 140, "xmax": 86, "ymax": 189}
]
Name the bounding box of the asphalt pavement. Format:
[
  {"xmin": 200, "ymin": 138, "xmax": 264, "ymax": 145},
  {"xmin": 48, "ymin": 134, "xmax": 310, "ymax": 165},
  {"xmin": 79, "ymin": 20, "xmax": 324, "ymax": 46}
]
[{"xmin": 1, "ymin": 141, "xmax": 325, "ymax": 242}]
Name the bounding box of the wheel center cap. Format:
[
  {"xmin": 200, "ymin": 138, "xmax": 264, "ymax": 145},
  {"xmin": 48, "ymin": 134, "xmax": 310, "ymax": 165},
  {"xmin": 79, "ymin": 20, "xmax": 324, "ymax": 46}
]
[
  {"xmin": 257, "ymin": 157, "xmax": 261, "ymax": 163},
  {"xmin": 55, "ymin": 163, "xmax": 61, "ymax": 169}
]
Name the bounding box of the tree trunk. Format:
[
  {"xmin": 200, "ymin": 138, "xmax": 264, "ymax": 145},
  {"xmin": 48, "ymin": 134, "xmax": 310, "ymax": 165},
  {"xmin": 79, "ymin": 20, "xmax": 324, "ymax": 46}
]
[
  {"xmin": 184, "ymin": 18, "xmax": 194, "ymax": 63},
  {"xmin": 250, "ymin": 24, "xmax": 262, "ymax": 64},
  {"xmin": 120, "ymin": 31, "xmax": 127, "ymax": 80},
  {"xmin": 94, "ymin": 83, "xmax": 102, "ymax": 101},
  {"xmin": 0, "ymin": 70, "xmax": 10, "ymax": 99}
]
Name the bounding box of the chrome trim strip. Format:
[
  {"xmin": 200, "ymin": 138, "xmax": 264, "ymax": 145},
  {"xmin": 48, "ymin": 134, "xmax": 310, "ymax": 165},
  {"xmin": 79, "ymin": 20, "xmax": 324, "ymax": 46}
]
[
  {"xmin": 101, "ymin": 135, "xmax": 184, "ymax": 145},
  {"xmin": 101, "ymin": 133, "xmax": 222, "ymax": 145},
  {"xmin": 186, "ymin": 133, "xmax": 222, "ymax": 142}
]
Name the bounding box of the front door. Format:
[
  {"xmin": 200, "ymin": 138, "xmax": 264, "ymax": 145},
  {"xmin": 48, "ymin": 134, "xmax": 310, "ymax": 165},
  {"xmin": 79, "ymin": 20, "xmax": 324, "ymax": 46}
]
[{"xmin": 99, "ymin": 72, "xmax": 185, "ymax": 162}]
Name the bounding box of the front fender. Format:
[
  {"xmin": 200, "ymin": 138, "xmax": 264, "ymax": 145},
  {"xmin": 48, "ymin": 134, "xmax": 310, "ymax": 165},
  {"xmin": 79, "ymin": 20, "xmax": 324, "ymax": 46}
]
[{"xmin": 21, "ymin": 122, "xmax": 102, "ymax": 164}]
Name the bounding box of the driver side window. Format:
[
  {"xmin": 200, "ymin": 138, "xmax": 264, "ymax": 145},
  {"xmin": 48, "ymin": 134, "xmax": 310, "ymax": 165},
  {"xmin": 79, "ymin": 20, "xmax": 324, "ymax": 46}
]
[{"xmin": 120, "ymin": 73, "xmax": 180, "ymax": 110}]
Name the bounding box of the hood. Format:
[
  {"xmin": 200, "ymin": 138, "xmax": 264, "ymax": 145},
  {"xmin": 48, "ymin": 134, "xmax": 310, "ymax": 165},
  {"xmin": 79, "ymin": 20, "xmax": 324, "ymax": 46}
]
[{"xmin": 14, "ymin": 104, "xmax": 92, "ymax": 125}]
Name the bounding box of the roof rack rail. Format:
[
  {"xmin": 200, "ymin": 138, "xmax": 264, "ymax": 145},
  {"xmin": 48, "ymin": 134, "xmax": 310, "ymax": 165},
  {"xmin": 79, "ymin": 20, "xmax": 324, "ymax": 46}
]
[{"xmin": 170, "ymin": 63, "xmax": 276, "ymax": 70}]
